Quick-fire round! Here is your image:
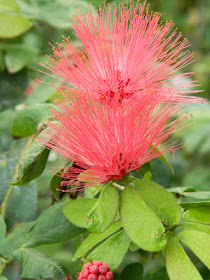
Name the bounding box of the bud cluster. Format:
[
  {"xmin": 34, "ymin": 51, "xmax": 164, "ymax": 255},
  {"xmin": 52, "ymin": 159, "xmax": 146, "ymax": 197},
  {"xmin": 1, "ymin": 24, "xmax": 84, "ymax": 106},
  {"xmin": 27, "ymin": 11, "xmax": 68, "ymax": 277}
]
[{"xmin": 78, "ymin": 260, "xmax": 114, "ymax": 280}]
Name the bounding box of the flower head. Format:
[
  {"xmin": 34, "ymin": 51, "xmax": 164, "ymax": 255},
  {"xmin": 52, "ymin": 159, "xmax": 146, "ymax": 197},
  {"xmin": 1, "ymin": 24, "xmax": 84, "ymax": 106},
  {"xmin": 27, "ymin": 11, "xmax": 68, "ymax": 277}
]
[
  {"xmin": 42, "ymin": 1, "xmax": 202, "ymax": 105},
  {"xmin": 38, "ymin": 91, "xmax": 190, "ymax": 189}
]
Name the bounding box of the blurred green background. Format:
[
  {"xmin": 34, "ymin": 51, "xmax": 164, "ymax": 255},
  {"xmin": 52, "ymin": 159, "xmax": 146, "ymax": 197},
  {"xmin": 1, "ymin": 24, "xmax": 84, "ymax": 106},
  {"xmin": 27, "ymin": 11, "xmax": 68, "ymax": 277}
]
[{"xmin": 0, "ymin": 0, "xmax": 209, "ymax": 279}]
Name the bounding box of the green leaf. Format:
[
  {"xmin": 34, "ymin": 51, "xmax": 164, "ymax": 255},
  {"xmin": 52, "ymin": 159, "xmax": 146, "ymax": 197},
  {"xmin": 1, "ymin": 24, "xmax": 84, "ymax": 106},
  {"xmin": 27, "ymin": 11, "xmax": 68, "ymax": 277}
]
[
  {"xmin": 0, "ymin": 203, "xmax": 85, "ymax": 258},
  {"xmin": 50, "ymin": 156, "xmax": 70, "ymax": 200},
  {"xmin": 143, "ymin": 171, "xmax": 152, "ymax": 180},
  {"xmin": 146, "ymin": 267, "xmax": 169, "ymax": 280},
  {"xmin": 158, "ymin": 155, "xmax": 174, "ymax": 174},
  {"xmin": 181, "ymin": 201, "xmax": 210, "ymax": 210},
  {"xmin": 0, "ymin": 276, "xmax": 8, "ymax": 280},
  {"xmin": 120, "ymin": 186, "xmax": 166, "ymax": 252},
  {"xmin": 166, "ymin": 237, "xmax": 203, "ymax": 280},
  {"xmin": 63, "ymin": 198, "xmax": 96, "ymax": 228},
  {"xmin": 11, "ymin": 136, "xmax": 50, "ymax": 186},
  {"xmin": 119, "ymin": 263, "xmax": 143, "ymax": 280},
  {"xmin": 182, "ymin": 222, "xmax": 210, "ymax": 234},
  {"xmin": 0, "ymin": 221, "xmax": 35, "ymax": 258},
  {"xmin": 0, "ymin": 12, "xmax": 32, "ymax": 38},
  {"xmin": 25, "ymin": 202, "xmax": 85, "ymax": 248},
  {"xmin": 50, "ymin": 171, "xmax": 62, "ymax": 200},
  {"xmin": 138, "ymin": 162, "xmax": 151, "ymax": 177},
  {"xmin": 0, "ymin": 215, "xmax": 6, "ymax": 244},
  {"xmin": 85, "ymin": 230, "xmax": 130, "ymax": 270},
  {"xmin": 129, "ymin": 242, "xmax": 139, "ymax": 252},
  {"xmin": 183, "ymin": 207, "xmax": 210, "ymax": 224},
  {"xmin": 87, "ymin": 184, "xmax": 119, "ymax": 233},
  {"xmin": 181, "ymin": 192, "xmax": 210, "ymax": 200},
  {"xmin": 10, "ymin": 104, "xmax": 56, "ymax": 137},
  {"xmin": 178, "ymin": 230, "xmax": 210, "ymax": 269},
  {"xmin": 134, "ymin": 180, "xmax": 182, "ymax": 227},
  {"xmin": 73, "ymin": 220, "xmax": 122, "ymax": 261},
  {"xmin": 25, "ymin": 75, "xmax": 61, "ymax": 105},
  {"xmin": 4, "ymin": 44, "xmax": 38, "ymax": 73},
  {"xmin": 13, "ymin": 248, "xmax": 67, "ymax": 279},
  {"xmin": 0, "ymin": 0, "xmax": 20, "ymax": 12},
  {"xmin": 6, "ymin": 181, "xmax": 37, "ymax": 228},
  {"xmin": 168, "ymin": 187, "xmax": 196, "ymax": 195}
]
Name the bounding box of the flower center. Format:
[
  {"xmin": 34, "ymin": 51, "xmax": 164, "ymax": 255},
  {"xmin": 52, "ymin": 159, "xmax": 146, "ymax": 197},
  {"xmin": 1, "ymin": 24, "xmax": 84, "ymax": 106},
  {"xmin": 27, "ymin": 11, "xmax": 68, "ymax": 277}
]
[
  {"xmin": 99, "ymin": 70, "xmax": 131, "ymax": 103},
  {"xmin": 105, "ymin": 168, "xmax": 128, "ymax": 182}
]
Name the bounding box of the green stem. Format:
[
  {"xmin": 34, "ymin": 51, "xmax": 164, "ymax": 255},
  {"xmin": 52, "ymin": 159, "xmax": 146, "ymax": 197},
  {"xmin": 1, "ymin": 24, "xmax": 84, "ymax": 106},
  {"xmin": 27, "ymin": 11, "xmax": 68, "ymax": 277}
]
[
  {"xmin": 0, "ymin": 259, "xmax": 6, "ymax": 275},
  {"xmin": 0, "ymin": 137, "xmax": 34, "ymax": 276},
  {"xmin": 112, "ymin": 182, "xmax": 125, "ymax": 191},
  {"xmin": 0, "ymin": 257, "xmax": 12, "ymax": 275},
  {"xmin": 0, "ymin": 185, "xmax": 14, "ymax": 221},
  {"xmin": 0, "ymin": 137, "xmax": 34, "ymax": 220}
]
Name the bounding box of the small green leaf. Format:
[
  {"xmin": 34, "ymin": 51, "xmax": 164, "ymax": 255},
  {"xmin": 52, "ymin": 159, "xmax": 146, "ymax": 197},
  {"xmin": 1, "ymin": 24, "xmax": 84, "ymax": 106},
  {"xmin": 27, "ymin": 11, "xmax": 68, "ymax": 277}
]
[
  {"xmin": 120, "ymin": 186, "xmax": 166, "ymax": 252},
  {"xmin": 129, "ymin": 242, "xmax": 139, "ymax": 252},
  {"xmin": 181, "ymin": 192, "xmax": 210, "ymax": 200},
  {"xmin": 5, "ymin": 44, "xmax": 38, "ymax": 73},
  {"xmin": 181, "ymin": 201, "xmax": 210, "ymax": 209},
  {"xmin": 50, "ymin": 172, "xmax": 62, "ymax": 200},
  {"xmin": 135, "ymin": 180, "xmax": 182, "ymax": 227},
  {"xmin": 168, "ymin": 187, "xmax": 196, "ymax": 195},
  {"xmin": 11, "ymin": 135, "xmax": 50, "ymax": 186},
  {"xmin": 166, "ymin": 237, "xmax": 203, "ymax": 280},
  {"xmin": 183, "ymin": 207, "xmax": 210, "ymax": 224},
  {"xmin": 0, "ymin": 221, "xmax": 35, "ymax": 258},
  {"xmin": 119, "ymin": 263, "xmax": 143, "ymax": 280},
  {"xmin": 63, "ymin": 198, "xmax": 96, "ymax": 228},
  {"xmin": 143, "ymin": 171, "xmax": 152, "ymax": 180},
  {"xmin": 85, "ymin": 230, "xmax": 130, "ymax": 270},
  {"xmin": 138, "ymin": 162, "xmax": 151, "ymax": 177},
  {"xmin": 0, "ymin": 0, "xmax": 20, "ymax": 12},
  {"xmin": 10, "ymin": 104, "xmax": 56, "ymax": 137},
  {"xmin": 158, "ymin": 155, "xmax": 174, "ymax": 174},
  {"xmin": 50, "ymin": 156, "xmax": 70, "ymax": 200},
  {"xmin": 0, "ymin": 215, "xmax": 6, "ymax": 244},
  {"xmin": 87, "ymin": 184, "xmax": 119, "ymax": 233},
  {"xmin": 146, "ymin": 267, "xmax": 169, "ymax": 280},
  {"xmin": 73, "ymin": 220, "xmax": 122, "ymax": 261},
  {"xmin": 0, "ymin": 12, "xmax": 32, "ymax": 38},
  {"xmin": 182, "ymin": 222, "xmax": 210, "ymax": 234},
  {"xmin": 13, "ymin": 248, "xmax": 67, "ymax": 279},
  {"xmin": 178, "ymin": 230, "xmax": 210, "ymax": 269}
]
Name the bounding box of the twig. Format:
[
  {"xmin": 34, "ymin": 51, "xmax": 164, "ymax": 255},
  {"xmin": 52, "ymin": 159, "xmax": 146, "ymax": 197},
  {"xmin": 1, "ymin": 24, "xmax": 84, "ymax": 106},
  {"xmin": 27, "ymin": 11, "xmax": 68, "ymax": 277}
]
[
  {"xmin": 0, "ymin": 256, "xmax": 13, "ymax": 275},
  {"xmin": 112, "ymin": 182, "xmax": 125, "ymax": 191},
  {"xmin": 0, "ymin": 137, "xmax": 33, "ymax": 220}
]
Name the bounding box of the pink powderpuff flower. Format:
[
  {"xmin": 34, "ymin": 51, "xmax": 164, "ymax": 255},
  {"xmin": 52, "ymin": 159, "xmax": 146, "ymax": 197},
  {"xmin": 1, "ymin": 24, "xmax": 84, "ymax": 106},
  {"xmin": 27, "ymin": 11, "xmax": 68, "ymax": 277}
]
[
  {"xmin": 38, "ymin": 91, "xmax": 192, "ymax": 189},
  {"xmin": 41, "ymin": 1, "xmax": 203, "ymax": 105}
]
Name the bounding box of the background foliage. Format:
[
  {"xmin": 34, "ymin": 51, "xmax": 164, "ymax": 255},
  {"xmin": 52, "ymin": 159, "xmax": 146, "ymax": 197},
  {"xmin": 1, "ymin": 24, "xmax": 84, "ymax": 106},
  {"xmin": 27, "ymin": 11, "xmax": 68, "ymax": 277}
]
[{"xmin": 0, "ymin": 0, "xmax": 209, "ymax": 279}]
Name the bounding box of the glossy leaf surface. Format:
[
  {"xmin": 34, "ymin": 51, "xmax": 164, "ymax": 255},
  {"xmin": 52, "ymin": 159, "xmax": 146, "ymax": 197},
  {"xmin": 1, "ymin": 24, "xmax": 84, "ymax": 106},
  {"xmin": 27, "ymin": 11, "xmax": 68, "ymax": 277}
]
[
  {"xmin": 63, "ymin": 198, "xmax": 96, "ymax": 228},
  {"xmin": 87, "ymin": 185, "xmax": 119, "ymax": 233},
  {"xmin": 120, "ymin": 186, "xmax": 166, "ymax": 252},
  {"xmin": 178, "ymin": 230, "xmax": 210, "ymax": 269},
  {"xmin": 85, "ymin": 230, "xmax": 130, "ymax": 270},
  {"xmin": 166, "ymin": 237, "xmax": 202, "ymax": 280}
]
